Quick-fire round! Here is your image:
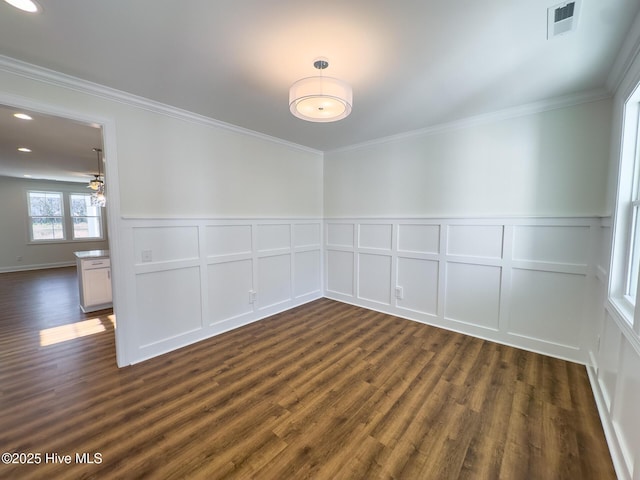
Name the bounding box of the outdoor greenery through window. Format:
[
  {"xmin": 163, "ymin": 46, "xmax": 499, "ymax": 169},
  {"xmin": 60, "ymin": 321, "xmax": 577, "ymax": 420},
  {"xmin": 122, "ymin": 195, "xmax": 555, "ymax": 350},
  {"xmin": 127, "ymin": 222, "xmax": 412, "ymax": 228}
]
[
  {"xmin": 70, "ymin": 193, "xmax": 102, "ymax": 239},
  {"xmin": 27, "ymin": 191, "xmax": 64, "ymax": 241}
]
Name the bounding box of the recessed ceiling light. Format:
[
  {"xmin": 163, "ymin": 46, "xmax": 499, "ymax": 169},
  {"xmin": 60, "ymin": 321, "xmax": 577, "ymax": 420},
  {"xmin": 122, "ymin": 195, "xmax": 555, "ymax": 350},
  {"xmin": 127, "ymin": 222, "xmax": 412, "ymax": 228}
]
[
  {"xmin": 13, "ymin": 112, "xmax": 33, "ymax": 120},
  {"xmin": 18, "ymin": 147, "xmax": 32, "ymax": 152},
  {"xmin": 3, "ymin": 0, "xmax": 41, "ymax": 13},
  {"xmin": 23, "ymin": 174, "xmax": 32, "ymax": 178}
]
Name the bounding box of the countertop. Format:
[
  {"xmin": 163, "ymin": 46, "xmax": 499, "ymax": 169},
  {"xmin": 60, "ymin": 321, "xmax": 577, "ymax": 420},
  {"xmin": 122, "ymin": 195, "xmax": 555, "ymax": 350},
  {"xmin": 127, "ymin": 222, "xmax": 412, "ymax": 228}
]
[{"xmin": 73, "ymin": 250, "xmax": 110, "ymax": 259}]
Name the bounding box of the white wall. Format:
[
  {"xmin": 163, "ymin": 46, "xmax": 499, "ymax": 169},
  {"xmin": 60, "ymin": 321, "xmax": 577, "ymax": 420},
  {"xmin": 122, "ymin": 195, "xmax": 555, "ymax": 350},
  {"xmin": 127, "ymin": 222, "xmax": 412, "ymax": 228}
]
[
  {"xmin": 0, "ymin": 176, "xmax": 109, "ymax": 271},
  {"xmin": 587, "ymin": 17, "xmax": 640, "ymax": 480},
  {"xmin": 114, "ymin": 108, "xmax": 323, "ymax": 218},
  {"xmin": 0, "ymin": 58, "xmax": 324, "ymax": 366},
  {"xmin": 322, "ymin": 97, "xmax": 612, "ymax": 364},
  {"xmin": 324, "ymin": 99, "xmax": 612, "ymax": 218},
  {"xmin": 0, "ymin": 63, "xmax": 323, "ymax": 219}
]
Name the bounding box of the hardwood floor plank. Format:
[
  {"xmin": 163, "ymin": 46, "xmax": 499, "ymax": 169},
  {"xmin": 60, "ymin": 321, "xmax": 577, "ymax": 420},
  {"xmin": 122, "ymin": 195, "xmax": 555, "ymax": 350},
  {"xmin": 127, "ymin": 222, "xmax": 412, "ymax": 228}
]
[{"xmin": 0, "ymin": 268, "xmax": 616, "ymax": 479}]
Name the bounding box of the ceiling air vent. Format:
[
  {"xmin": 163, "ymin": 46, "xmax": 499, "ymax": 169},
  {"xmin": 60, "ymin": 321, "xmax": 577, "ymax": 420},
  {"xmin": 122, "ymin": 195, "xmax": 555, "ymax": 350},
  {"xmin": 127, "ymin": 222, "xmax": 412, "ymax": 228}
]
[{"xmin": 547, "ymin": 0, "xmax": 581, "ymax": 39}]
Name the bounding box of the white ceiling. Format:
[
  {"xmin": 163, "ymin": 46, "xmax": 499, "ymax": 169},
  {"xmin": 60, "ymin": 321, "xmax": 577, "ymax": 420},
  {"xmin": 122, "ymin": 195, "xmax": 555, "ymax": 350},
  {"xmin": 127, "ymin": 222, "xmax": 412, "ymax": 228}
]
[
  {"xmin": 0, "ymin": 0, "xmax": 638, "ymax": 181},
  {"xmin": 0, "ymin": 104, "xmax": 103, "ymax": 183}
]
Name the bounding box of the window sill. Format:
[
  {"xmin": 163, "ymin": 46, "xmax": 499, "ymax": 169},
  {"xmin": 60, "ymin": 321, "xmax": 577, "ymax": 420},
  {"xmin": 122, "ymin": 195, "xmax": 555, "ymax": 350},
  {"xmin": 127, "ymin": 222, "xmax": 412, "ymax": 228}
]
[
  {"xmin": 28, "ymin": 238, "xmax": 105, "ymax": 246},
  {"xmin": 609, "ymin": 296, "xmax": 634, "ymax": 327},
  {"xmin": 606, "ymin": 297, "xmax": 640, "ymax": 357}
]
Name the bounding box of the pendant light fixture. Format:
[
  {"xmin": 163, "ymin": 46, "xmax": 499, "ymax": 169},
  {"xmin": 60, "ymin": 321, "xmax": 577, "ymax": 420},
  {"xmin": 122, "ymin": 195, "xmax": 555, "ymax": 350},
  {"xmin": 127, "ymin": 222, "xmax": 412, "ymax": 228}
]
[
  {"xmin": 88, "ymin": 148, "xmax": 104, "ymax": 191},
  {"xmin": 89, "ymin": 148, "xmax": 106, "ymax": 207},
  {"xmin": 289, "ymin": 58, "xmax": 352, "ymax": 122}
]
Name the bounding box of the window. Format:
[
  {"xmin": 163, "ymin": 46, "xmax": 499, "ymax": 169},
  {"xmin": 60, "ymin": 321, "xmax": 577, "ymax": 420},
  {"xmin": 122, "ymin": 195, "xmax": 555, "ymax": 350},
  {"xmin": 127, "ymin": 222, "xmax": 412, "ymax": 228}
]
[
  {"xmin": 623, "ymin": 122, "xmax": 640, "ymax": 306},
  {"xmin": 70, "ymin": 193, "xmax": 103, "ymax": 239},
  {"xmin": 26, "ymin": 190, "xmax": 104, "ymax": 243},
  {"xmin": 27, "ymin": 191, "xmax": 64, "ymax": 241},
  {"xmin": 611, "ymin": 92, "xmax": 640, "ymax": 327}
]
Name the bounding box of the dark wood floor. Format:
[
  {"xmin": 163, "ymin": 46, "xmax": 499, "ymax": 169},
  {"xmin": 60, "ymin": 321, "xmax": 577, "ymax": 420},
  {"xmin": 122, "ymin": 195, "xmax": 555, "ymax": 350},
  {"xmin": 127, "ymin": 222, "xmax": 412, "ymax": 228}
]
[{"xmin": 0, "ymin": 268, "xmax": 615, "ymax": 479}]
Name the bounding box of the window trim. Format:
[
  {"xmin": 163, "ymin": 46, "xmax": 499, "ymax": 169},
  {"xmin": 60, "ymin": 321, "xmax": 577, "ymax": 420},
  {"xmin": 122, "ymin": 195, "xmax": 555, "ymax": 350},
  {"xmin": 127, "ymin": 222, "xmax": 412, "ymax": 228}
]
[
  {"xmin": 69, "ymin": 192, "xmax": 104, "ymax": 241},
  {"xmin": 26, "ymin": 190, "xmax": 66, "ymax": 242},
  {"xmin": 611, "ymin": 86, "xmax": 640, "ymax": 332},
  {"xmin": 25, "ymin": 189, "xmax": 106, "ymax": 245}
]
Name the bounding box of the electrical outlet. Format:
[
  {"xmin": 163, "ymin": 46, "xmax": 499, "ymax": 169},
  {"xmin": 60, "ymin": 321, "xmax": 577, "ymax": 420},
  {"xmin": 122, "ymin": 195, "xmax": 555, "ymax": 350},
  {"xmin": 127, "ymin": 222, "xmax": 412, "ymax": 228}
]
[
  {"xmin": 249, "ymin": 290, "xmax": 257, "ymax": 304},
  {"xmin": 141, "ymin": 250, "xmax": 153, "ymax": 263},
  {"xmin": 395, "ymin": 286, "xmax": 403, "ymax": 300}
]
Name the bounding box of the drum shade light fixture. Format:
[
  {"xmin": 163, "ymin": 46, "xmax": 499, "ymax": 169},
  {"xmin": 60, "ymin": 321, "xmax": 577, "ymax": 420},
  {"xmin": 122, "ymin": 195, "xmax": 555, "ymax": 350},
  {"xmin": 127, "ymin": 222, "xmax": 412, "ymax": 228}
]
[{"xmin": 289, "ymin": 58, "xmax": 352, "ymax": 122}]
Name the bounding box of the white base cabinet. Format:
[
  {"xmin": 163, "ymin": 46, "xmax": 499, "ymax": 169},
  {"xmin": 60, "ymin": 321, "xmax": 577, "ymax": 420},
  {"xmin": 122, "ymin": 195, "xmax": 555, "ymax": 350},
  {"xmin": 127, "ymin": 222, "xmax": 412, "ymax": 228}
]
[{"xmin": 74, "ymin": 251, "xmax": 112, "ymax": 313}]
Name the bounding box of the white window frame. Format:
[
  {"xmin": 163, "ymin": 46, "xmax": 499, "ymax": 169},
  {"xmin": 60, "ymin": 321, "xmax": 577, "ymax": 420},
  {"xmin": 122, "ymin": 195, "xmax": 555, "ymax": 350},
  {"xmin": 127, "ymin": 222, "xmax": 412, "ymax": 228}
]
[
  {"xmin": 610, "ymin": 87, "xmax": 640, "ymax": 334},
  {"xmin": 27, "ymin": 190, "xmax": 66, "ymax": 242},
  {"xmin": 69, "ymin": 193, "xmax": 104, "ymax": 240},
  {"xmin": 26, "ymin": 189, "xmax": 106, "ymax": 245}
]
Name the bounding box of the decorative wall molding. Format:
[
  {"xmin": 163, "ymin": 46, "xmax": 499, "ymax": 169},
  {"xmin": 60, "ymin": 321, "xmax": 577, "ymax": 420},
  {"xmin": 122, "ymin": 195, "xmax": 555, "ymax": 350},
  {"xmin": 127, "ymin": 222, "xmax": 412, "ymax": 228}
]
[
  {"xmin": 0, "ymin": 54, "xmax": 610, "ymax": 158},
  {"xmin": 118, "ymin": 217, "xmax": 323, "ymax": 364},
  {"xmin": 324, "ymin": 216, "xmax": 601, "ymax": 363},
  {"xmin": 607, "ymin": 11, "xmax": 640, "ymax": 94}
]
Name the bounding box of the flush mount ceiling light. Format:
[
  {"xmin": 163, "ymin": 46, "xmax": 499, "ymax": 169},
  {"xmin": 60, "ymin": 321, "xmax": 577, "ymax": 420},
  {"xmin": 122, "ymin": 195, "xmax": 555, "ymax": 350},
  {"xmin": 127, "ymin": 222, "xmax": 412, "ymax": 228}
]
[
  {"xmin": 3, "ymin": 0, "xmax": 41, "ymax": 13},
  {"xmin": 289, "ymin": 58, "xmax": 352, "ymax": 123},
  {"xmin": 14, "ymin": 112, "xmax": 33, "ymax": 120},
  {"xmin": 18, "ymin": 147, "xmax": 31, "ymax": 152}
]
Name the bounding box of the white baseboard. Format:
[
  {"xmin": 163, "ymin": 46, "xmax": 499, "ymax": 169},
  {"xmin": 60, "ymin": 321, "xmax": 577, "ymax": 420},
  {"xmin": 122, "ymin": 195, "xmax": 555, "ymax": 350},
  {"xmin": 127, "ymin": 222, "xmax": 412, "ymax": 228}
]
[
  {"xmin": 586, "ymin": 363, "xmax": 629, "ymax": 480},
  {"xmin": 0, "ymin": 261, "xmax": 75, "ymax": 274}
]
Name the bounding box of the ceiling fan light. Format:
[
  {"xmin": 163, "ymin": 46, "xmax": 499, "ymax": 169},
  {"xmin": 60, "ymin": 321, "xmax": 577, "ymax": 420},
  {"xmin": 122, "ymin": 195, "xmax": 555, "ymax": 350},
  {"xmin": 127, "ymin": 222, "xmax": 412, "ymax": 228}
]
[{"xmin": 88, "ymin": 177, "xmax": 103, "ymax": 190}]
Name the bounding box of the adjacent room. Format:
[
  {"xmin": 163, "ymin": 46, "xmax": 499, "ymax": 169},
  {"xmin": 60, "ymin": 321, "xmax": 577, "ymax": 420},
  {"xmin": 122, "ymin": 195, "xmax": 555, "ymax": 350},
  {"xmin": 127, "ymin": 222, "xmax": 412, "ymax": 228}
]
[{"xmin": 1, "ymin": 1, "xmax": 640, "ymax": 478}]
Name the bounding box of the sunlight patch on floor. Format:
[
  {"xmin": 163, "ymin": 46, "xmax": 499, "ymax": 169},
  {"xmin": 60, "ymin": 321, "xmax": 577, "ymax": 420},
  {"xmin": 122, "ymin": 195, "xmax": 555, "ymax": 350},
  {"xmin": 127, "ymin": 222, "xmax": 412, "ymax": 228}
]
[{"xmin": 39, "ymin": 316, "xmax": 115, "ymax": 346}]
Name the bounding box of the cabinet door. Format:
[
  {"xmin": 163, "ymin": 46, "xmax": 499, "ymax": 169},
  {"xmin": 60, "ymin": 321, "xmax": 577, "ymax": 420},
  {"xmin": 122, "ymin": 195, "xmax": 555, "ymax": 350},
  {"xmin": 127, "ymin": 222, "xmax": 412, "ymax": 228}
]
[{"xmin": 83, "ymin": 268, "xmax": 112, "ymax": 307}]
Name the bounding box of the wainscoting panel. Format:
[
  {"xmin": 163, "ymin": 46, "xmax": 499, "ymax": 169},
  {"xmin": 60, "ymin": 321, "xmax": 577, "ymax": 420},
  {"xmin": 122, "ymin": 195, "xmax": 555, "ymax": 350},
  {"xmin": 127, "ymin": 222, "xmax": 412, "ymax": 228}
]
[
  {"xmin": 512, "ymin": 225, "xmax": 590, "ymax": 265},
  {"xmin": 584, "ymin": 217, "xmax": 640, "ymax": 479},
  {"xmin": 447, "ymin": 225, "xmax": 503, "ymax": 259},
  {"xmin": 396, "ymin": 257, "xmax": 439, "ymax": 316},
  {"xmin": 509, "ymin": 268, "xmax": 585, "ymax": 348},
  {"xmin": 359, "ymin": 224, "xmax": 393, "ymax": 251},
  {"xmin": 397, "ymin": 224, "xmax": 440, "ymax": 254},
  {"xmin": 133, "ymin": 226, "xmax": 199, "ymax": 264},
  {"xmin": 257, "ymin": 254, "xmax": 292, "ymax": 310},
  {"xmin": 327, "ymin": 223, "xmax": 355, "ymax": 248},
  {"xmin": 445, "ymin": 262, "xmax": 501, "ymax": 330},
  {"xmin": 325, "ymin": 217, "xmax": 600, "ymax": 363},
  {"xmin": 327, "ymin": 250, "xmax": 354, "ymax": 296},
  {"xmin": 611, "ymin": 338, "xmax": 640, "ymax": 477},
  {"xmin": 207, "ymin": 259, "xmax": 254, "ymax": 325},
  {"xmin": 123, "ymin": 218, "xmax": 322, "ymax": 363},
  {"xmin": 597, "ymin": 311, "xmax": 623, "ymax": 410},
  {"xmin": 357, "ymin": 253, "xmax": 392, "ymax": 305},
  {"xmin": 294, "ymin": 250, "xmax": 321, "ymax": 298},
  {"xmin": 257, "ymin": 224, "xmax": 291, "ymax": 253},
  {"xmin": 135, "ymin": 266, "xmax": 203, "ymax": 347},
  {"xmin": 294, "ymin": 223, "xmax": 321, "ymax": 248},
  {"xmin": 205, "ymin": 224, "xmax": 252, "ymax": 257}
]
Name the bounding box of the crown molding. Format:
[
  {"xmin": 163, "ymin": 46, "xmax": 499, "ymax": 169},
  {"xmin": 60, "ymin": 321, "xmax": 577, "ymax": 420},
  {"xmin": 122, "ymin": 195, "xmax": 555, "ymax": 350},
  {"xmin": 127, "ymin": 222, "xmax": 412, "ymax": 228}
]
[
  {"xmin": 0, "ymin": 54, "xmax": 613, "ymax": 157},
  {"xmin": 607, "ymin": 10, "xmax": 640, "ymax": 94},
  {"xmin": 0, "ymin": 55, "xmax": 322, "ymax": 156},
  {"xmin": 326, "ymin": 88, "xmax": 611, "ymax": 155}
]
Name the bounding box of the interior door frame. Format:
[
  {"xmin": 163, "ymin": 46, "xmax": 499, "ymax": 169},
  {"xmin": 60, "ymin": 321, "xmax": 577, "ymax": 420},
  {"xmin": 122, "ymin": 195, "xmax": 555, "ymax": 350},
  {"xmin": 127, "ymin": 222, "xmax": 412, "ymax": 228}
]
[{"xmin": 0, "ymin": 91, "xmax": 129, "ymax": 366}]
